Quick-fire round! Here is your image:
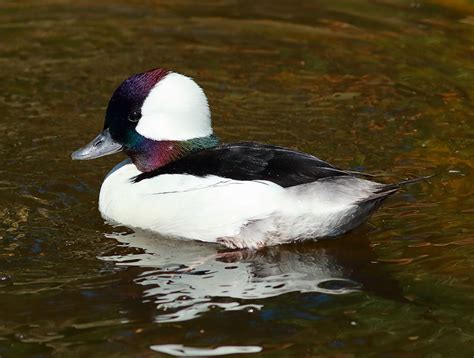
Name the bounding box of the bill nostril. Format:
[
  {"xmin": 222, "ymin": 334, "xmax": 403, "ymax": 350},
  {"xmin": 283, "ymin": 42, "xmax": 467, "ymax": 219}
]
[{"xmin": 94, "ymin": 140, "xmax": 104, "ymax": 147}]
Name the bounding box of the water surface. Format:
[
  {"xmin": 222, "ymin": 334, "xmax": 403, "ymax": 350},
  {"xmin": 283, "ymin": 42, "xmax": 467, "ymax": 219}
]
[{"xmin": 1, "ymin": 0, "xmax": 474, "ymax": 356}]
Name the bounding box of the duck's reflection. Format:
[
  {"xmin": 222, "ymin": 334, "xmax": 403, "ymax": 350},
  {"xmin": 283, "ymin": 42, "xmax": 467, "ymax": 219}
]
[{"xmin": 101, "ymin": 231, "xmax": 401, "ymax": 322}]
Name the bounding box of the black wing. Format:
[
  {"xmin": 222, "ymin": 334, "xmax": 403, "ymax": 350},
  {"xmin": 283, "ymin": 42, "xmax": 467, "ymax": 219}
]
[{"xmin": 133, "ymin": 142, "xmax": 356, "ymax": 187}]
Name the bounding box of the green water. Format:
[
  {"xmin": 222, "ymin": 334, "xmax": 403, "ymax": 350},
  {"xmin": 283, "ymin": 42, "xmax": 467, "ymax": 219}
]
[{"xmin": 1, "ymin": 0, "xmax": 474, "ymax": 356}]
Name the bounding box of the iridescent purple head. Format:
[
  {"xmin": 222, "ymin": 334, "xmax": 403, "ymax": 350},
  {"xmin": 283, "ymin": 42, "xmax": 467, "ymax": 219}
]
[
  {"xmin": 71, "ymin": 68, "xmax": 217, "ymax": 172},
  {"xmin": 104, "ymin": 68, "xmax": 169, "ymax": 145}
]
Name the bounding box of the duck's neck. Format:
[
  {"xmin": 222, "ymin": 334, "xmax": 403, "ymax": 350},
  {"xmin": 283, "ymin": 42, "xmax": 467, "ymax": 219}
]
[{"xmin": 126, "ymin": 134, "xmax": 219, "ymax": 172}]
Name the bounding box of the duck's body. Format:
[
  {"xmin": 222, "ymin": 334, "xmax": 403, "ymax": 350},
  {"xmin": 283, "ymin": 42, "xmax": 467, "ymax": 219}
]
[
  {"xmin": 99, "ymin": 141, "xmax": 396, "ymax": 249},
  {"xmin": 72, "ymin": 68, "xmax": 404, "ymax": 249}
]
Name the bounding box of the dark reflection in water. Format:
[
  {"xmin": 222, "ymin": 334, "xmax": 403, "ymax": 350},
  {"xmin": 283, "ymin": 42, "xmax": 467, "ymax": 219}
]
[{"xmin": 102, "ymin": 230, "xmax": 403, "ymax": 323}]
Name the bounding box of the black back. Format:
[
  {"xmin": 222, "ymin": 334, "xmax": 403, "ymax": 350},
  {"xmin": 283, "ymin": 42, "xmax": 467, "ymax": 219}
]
[{"xmin": 133, "ymin": 142, "xmax": 353, "ymax": 187}]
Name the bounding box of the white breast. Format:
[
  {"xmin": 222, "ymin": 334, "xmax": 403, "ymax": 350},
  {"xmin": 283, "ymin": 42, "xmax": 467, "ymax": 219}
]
[{"xmin": 99, "ymin": 160, "xmax": 285, "ymax": 242}]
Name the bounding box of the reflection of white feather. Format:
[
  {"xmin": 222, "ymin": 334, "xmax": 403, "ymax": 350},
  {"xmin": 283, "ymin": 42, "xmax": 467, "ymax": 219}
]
[
  {"xmin": 150, "ymin": 344, "xmax": 262, "ymax": 356},
  {"xmin": 100, "ymin": 161, "xmax": 383, "ymax": 249},
  {"xmin": 101, "ymin": 231, "xmax": 359, "ymax": 322}
]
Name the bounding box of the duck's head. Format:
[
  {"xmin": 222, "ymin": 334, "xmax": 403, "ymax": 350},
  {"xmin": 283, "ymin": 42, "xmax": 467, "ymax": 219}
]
[{"xmin": 72, "ymin": 68, "xmax": 218, "ymax": 172}]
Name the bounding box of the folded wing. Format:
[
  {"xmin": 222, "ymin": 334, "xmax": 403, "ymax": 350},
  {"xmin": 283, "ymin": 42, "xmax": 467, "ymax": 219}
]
[{"xmin": 134, "ymin": 142, "xmax": 355, "ymax": 187}]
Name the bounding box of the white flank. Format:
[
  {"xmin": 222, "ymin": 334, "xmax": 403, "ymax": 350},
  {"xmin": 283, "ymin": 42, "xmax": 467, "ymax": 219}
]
[
  {"xmin": 99, "ymin": 160, "xmax": 383, "ymax": 249},
  {"xmin": 99, "ymin": 160, "xmax": 283, "ymax": 243},
  {"xmin": 135, "ymin": 72, "xmax": 212, "ymax": 141}
]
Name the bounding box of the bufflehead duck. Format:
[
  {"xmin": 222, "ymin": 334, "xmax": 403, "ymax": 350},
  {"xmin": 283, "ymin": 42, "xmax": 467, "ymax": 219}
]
[{"xmin": 72, "ymin": 68, "xmax": 411, "ymax": 249}]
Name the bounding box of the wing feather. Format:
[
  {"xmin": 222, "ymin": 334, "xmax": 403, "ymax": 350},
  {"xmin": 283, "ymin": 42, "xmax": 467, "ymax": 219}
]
[{"xmin": 134, "ymin": 142, "xmax": 359, "ymax": 187}]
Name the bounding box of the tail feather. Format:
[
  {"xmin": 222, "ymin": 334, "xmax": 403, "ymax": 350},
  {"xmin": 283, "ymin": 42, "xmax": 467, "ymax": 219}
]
[
  {"xmin": 357, "ymin": 175, "xmax": 433, "ymax": 205},
  {"xmin": 379, "ymin": 174, "xmax": 434, "ymax": 192}
]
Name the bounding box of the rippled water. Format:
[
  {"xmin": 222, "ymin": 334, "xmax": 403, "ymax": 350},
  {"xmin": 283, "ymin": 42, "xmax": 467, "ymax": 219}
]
[{"xmin": 1, "ymin": 0, "xmax": 474, "ymax": 356}]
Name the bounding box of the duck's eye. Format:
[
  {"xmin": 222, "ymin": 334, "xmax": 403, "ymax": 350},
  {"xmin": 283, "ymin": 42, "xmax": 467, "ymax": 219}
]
[{"xmin": 128, "ymin": 110, "xmax": 141, "ymax": 123}]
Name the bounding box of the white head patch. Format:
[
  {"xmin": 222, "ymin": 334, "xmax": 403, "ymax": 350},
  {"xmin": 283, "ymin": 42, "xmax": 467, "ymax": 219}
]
[{"xmin": 136, "ymin": 72, "xmax": 212, "ymax": 141}]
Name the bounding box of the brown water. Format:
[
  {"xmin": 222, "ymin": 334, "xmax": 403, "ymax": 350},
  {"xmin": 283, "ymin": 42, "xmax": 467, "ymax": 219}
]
[{"xmin": 1, "ymin": 0, "xmax": 474, "ymax": 356}]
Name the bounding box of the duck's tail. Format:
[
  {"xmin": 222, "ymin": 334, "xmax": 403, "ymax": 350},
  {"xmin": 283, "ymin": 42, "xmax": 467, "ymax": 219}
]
[
  {"xmin": 382, "ymin": 174, "xmax": 434, "ymax": 191},
  {"xmin": 358, "ymin": 174, "xmax": 433, "ymax": 205}
]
